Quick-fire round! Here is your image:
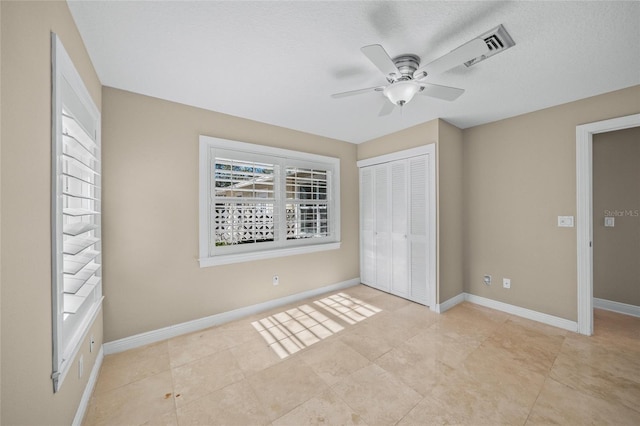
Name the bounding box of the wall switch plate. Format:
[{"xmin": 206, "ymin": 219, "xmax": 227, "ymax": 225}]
[
  {"xmin": 503, "ymin": 278, "xmax": 511, "ymax": 289},
  {"xmin": 272, "ymin": 275, "xmax": 279, "ymax": 286},
  {"xmin": 558, "ymin": 216, "xmax": 574, "ymax": 227},
  {"xmin": 604, "ymin": 217, "xmax": 615, "ymax": 227}
]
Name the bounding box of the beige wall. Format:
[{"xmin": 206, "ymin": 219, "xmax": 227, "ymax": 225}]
[
  {"xmin": 593, "ymin": 127, "xmax": 640, "ymax": 306},
  {"xmin": 437, "ymin": 121, "xmax": 464, "ymax": 302},
  {"xmin": 463, "ymin": 85, "xmax": 640, "ymax": 321},
  {"xmin": 356, "ymin": 118, "xmax": 464, "ymax": 304},
  {"xmin": 101, "ymin": 87, "xmax": 359, "ymax": 342},
  {"xmin": 356, "ymin": 119, "xmax": 439, "ymax": 161},
  {"xmin": 0, "ymin": 1, "xmax": 104, "ymax": 424}
]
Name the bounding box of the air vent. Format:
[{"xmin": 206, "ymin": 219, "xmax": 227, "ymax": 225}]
[{"xmin": 464, "ymin": 24, "xmax": 515, "ymax": 67}]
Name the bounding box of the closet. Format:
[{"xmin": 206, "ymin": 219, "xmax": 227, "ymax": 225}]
[{"xmin": 358, "ymin": 146, "xmax": 436, "ymax": 306}]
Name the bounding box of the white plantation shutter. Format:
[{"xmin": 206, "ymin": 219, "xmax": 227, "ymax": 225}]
[
  {"xmin": 199, "ymin": 136, "xmax": 341, "ymax": 266},
  {"xmin": 51, "ymin": 33, "xmax": 102, "ymax": 391}
]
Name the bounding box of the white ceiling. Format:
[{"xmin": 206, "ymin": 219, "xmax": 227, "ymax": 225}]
[{"xmin": 67, "ymin": 1, "xmax": 640, "ymax": 144}]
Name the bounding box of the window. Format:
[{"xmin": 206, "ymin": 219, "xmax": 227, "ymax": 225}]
[
  {"xmin": 199, "ymin": 136, "xmax": 340, "ymax": 266},
  {"xmin": 51, "ymin": 33, "xmax": 102, "ymax": 392}
]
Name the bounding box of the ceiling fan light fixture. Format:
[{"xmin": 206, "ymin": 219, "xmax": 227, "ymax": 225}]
[{"xmin": 383, "ymin": 80, "xmax": 420, "ymax": 106}]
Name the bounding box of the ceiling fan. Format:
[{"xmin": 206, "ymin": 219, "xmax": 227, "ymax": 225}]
[{"xmin": 331, "ymin": 37, "xmax": 491, "ymax": 115}]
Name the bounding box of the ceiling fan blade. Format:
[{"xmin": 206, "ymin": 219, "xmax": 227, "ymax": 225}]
[
  {"xmin": 413, "ymin": 38, "xmax": 489, "ymax": 79},
  {"xmin": 378, "ymin": 101, "xmax": 395, "ymax": 116},
  {"xmin": 331, "ymin": 86, "xmax": 385, "ymax": 99},
  {"xmin": 361, "ymin": 44, "xmax": 399, "ymax": 79},
  {"xmin": 419, "ymin": 83, "xmax": 465, "ymax": 101}
]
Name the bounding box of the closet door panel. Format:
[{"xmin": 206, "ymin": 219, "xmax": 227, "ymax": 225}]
[
  {"xmin": 374, "ymin": 165, "xmax": 391, "ymax": 291},
  {"xmin": 391, "ymin": 160, "xmax": 409, "ymax": 296},
  {"xmin": 409, "ymin": 155, "xmax": 429, "ymax": 305},
  {"xmin": 360, "ymin": 167, "xmax": 375, "ymax": 285}
]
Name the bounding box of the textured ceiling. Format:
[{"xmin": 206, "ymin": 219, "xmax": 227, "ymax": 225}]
[{"xmin": 67, "ymin": 1, "xmax": 640, "ymax": 144}]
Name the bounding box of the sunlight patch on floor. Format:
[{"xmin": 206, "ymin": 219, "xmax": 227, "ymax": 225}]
[{"xmin": 252, "ymin": 292, "xmax": 381, "ymax": 359}]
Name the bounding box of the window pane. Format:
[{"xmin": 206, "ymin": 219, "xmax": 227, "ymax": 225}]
[
  {"xmin": 286, "ymin": 167, "xmax": 327, "ymax": 200},
  {"xmin": 215, "ymin": 158, "xmax": 274, "ymax": 199},
  {"xmin": 214, "ymin": 202, "xmax": 275, "ymax": 245},
  {"xmin": 286, "ymin": 203, "xmax": 329, "ymax": 240}
]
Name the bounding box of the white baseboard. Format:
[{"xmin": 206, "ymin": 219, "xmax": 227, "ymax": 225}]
[
  {"xmin": 464, "ymin": 293, "xmax": 578, "ymax": 332},
  {"xmin": 72, "ymin": 345, "xmax": 104, "ymax": 426},
  {"xmin": 594, "ymin": 298, "xmax": 640, "ymax": 318},
  {"xmin": 434, "ymin": 293, "xmax": 465, "ymax": 313},
  {"xmin": 104, "ymin": 278, "xmax": 360, "ymax": 355}
]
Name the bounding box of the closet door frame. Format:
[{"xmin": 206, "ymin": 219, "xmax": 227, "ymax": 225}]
[{"xmin": 357, "ymin": 144, "xmax": 437, "ymax": 310}]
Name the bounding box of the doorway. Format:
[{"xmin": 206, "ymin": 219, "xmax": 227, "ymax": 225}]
[{"xmin": 576, "ymin": 113, "xmax": 640, "ymax": 335}]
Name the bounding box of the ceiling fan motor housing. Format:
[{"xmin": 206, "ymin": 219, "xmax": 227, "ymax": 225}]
[{"xmin": 391, "ymin": 54, "xmax": 421, "ymax": 81}]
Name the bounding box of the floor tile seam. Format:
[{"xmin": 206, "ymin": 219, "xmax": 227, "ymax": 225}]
[
  {"xmin": 87, "ymin": 375, "xmax": 177, "ymax": 426},
  {"xmin": 171, "ymin": 352, "xmax": 248, "ymax": 410},
  {"xmin": 547, "ymin": 362, "xmax": 640, "ymax": 414},
  {"xmin": 168, "ymin": 344, "xmax": 234, "ymax": 370},
  {"xmin": 100, "ymin": 352, "xmax": 172, "ymax": 376},
  {"xmin": 325, "ymin": 379, "xmax": 370, "ymax": 425},
  {"xmin": 92, "ymin": 367, "xmax": 173, "ymax": 401},
  {"xmin": 391, "ymin": 393, "xmax": 427, "ymax": 426},
  {"xmin": 555, "ymin": 346, "xmax": 640, "ymax": 383},
  {"xmin": 167, "ymin": 352, "xmax": 180, "ymax": 420},
  {"xmin": 495, "ymin": 319, "xmax": 570, "ymax": 341},
  {"xmin": 544, "ymin": 374, "xmax": 630, "ymax": 407},
  {"xmin": 251, "ymin": 365, "xmax": 330, "ymax": 423},
  {"xmin": 173, "ymin": 376, "xmax": 253, "ymax": 421},
  {"xmin": 372, "ymin": 357, "xmax": 435, "ymax": 400}
]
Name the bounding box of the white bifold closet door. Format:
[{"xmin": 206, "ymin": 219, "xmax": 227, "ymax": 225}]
[{"xmin": 359, "ymin": 153, "xmax": 431, "ymax": 305}]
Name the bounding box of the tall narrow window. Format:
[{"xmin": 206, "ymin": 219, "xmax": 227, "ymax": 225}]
[
  {"xmin": 199, "ymin": 136, "xmax": 341, "ymax": 267},
  {"xmin": 51, "ymin": 33, "xmax": 102, "ymax": 392}
]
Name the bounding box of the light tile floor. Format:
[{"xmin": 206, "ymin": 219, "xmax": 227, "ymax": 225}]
[{"xmin": 84, "ymin": 285, "xmax": 640, "ymax": 425}]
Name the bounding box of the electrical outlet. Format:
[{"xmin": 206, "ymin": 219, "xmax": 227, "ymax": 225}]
[
  {"xmin": 483, "ymin": 275, "xmax": 492, "ymax": 286},
  {"xmin": 272, "ymin": 275, "xmax": 279, "ymax": 286},
  {"xmin": 503, "ymin": 278, "xmax": 511, "ymax": 289}
]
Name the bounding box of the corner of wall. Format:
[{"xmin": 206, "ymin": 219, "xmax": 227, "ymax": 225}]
[{"xmin": 435, "ymin": 120, "xmax": 464, "ymax": 303}]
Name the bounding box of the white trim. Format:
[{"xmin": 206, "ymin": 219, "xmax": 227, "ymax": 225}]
[
  {"xmin": 357, "ymin": 144, "xmax": 436, "ymax": 168},
  {"xmin": 72, "ymin": 345, "xmax": 104, "ymax": 426},
  {"xmin": 202, "ymin": 135, "xmax": 340, "ymax": 164},
  {"xmin": 594, "ymin": 298, "xmax": 640, "ymax": 318},
  {"xmin": 51, "ymin": 32, "xmax": 103, "ymax": 392},
  {"xmin": 104, "ymin": 278, "xmax": 360, "ymax": 355},
  {"xmin": 576, "ymin": 114, "xmax": 640, "ymax": 335},
  {"xmin": 464, "ymin": 293, "xmax": 578, "ymax": 332},
  {"xmin": 426, "ymin": 145, "xmax": 437, "ymax": 311},
  {"xmin": 198, "ymin": 242, "xmax": 341, "ymax": 267},
  {"xmin": 434, "ymin": 293, "xmax": 465, "ymax": 313},
  {"xmin": 57, "ymin": 299, "xmax": 103, "ymax": 390}
]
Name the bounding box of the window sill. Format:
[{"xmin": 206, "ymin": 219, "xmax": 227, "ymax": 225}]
[{"xmin": 199, "ymin": 241, "xmax": 341, "ymax": 267}]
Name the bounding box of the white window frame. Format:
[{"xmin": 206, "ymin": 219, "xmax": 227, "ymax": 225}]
[
  {"xmin": 51, "ymin": 33, "xmax": 103, "ymax": 392},
  {"xmin": 199, "ymin": 136, "xmax": 341, "ymax": 267}
]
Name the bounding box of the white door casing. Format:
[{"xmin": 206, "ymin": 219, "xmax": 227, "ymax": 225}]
[{"xmin": 576, "ymin": 113, "xmax": 640, "ymax": 335}]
